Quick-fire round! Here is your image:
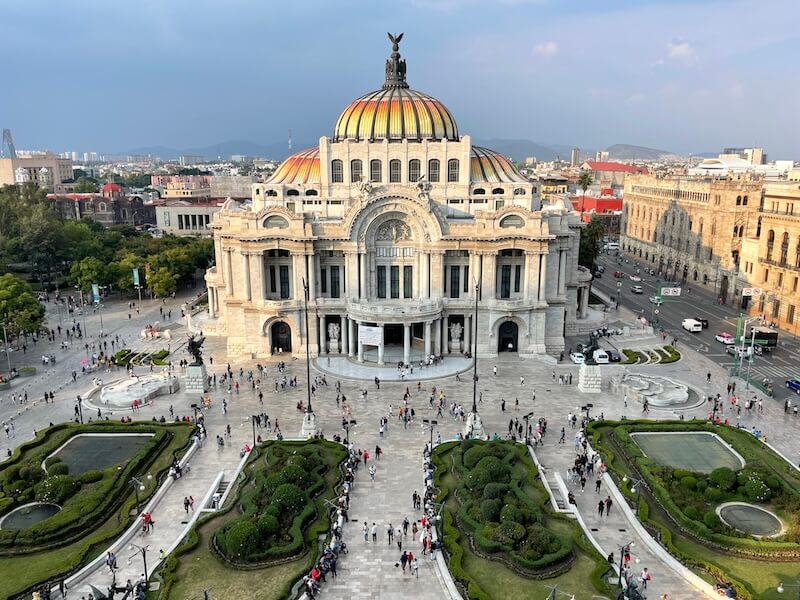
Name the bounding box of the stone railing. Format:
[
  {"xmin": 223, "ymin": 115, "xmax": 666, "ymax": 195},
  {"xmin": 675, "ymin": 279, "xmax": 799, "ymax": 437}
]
[{"xmin": 346, "ymin": 298, "xmax": 443, "ymax": 322}]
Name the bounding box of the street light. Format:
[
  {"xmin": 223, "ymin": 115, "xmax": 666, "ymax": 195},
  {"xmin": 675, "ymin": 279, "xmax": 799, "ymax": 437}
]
[
  {"xmin": 522, "ymin": 411, "xmax": 534, "ymax": 445},
  {"xmin": 342, "ymin": 418, "xmax": 356, "ymax": 446},
  {"xmin": 622, "ymin": 475, "xmax": 646, "ymax": 515},
  {"xmin": 422, "ymin": 418, "xmax": 438, "ymax": 448},
  {"xmin": 128, "ymin": 542, "xmax": 149, "ymax": 583},
  {"xmin": 1, "ymin": 321, "xmax": 12, "ymax": 376},
  {"xmin": 300, "ymin": 277, "xmax": 316, "ymax": 437},
  {"xmin": 129, "ymin": 474, "xmax": 153, "ymax": 513},
  {"xmin": 616, "ymin": 541, "xmax": 638, "ymax": 589},
  {"xmin": 75, "ymin": 395, "xmax": 84, "ymax": 424}
]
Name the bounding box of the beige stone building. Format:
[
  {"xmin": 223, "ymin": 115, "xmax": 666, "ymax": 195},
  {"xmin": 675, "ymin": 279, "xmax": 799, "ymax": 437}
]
[
  {"xmin": 739, "ymin": 181, "xmax": 800, "ymax": 332},
  {"xmin": 204, "ymin": 37, "xmax": 590, "ymax": 359},
  {"xmin": 0, "ymin": 154, "xmax": 73, "ymax": 191},
  {"xmin": 621, "ymin": 173, "xmax": 762, "ymax": 302}
]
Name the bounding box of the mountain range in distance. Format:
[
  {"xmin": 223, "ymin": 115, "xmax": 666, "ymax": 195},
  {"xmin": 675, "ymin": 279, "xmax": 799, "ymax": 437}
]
[{"xmin": 119, "ymin": 139, "xmax": 710, "ymax": 163}]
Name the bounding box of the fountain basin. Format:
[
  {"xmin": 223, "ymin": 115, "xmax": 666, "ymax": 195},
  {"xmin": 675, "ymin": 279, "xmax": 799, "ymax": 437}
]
[
  {"xmin": 717, "ymin": 502, "xmax": 784, "ymax": 538},
  {"xmin": 0, "ymin": 502, "xmax": 61, "ymax": 530},
  {"xmin": 47, "ymin": 433, "xmax": 154, "ymax": 475},
  {"xmin": 97, "ymin": 374, "xmax": 179, "ymax": 409}
]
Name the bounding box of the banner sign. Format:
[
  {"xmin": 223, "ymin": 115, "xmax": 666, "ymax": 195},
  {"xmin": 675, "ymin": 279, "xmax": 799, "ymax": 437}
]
[
  {"xmin": 358, "ymin": 325, "xmax": 383, "ymax": 346},
  {"xmin": 91, "ymin": 284, "xmax": 100, "ymax": 304},
  {"xmin": 133, "ymin": 268, "xmax": 140, "ymax": 287}
]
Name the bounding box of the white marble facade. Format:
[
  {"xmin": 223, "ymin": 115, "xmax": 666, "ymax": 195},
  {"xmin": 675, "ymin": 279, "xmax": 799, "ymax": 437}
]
[{"xmin": 204, "ymin": 36, "xmax": 589, "ymax": 360}]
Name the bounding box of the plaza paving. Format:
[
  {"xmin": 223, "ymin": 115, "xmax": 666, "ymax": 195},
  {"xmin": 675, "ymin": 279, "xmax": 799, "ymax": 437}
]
[{"xmin": 1, "ymin": 291, "xmax": 798, "ymax": 599}]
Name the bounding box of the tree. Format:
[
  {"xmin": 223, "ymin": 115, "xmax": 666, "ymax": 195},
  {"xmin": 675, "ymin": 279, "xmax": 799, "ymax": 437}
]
[
  {"xmin": 577, "ymin": 170, "xmax": 593, "ymax": 214},
  {"xmin": 16, "ymin": 203, "xmax": 66, "ymax": 287},
  {"xmin": 73, "ymin": 177, "xmax": 99, "ymax": 193},
  {"xmin": 69, "ymin": 257, "xmax": 110, "ymax": 292},
  {"xmin": 147, "ymin": 267, "xmax": 178, "ymax": 298},
  {"xmin": 0, "ymin": 273, "xmax": 46, "ymax": 338},
  {"xmin": 579, "ymin": 216, "xmax": 604, "ymax": 272}
]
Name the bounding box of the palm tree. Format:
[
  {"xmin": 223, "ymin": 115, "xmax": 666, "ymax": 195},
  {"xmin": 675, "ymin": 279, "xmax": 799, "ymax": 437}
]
[{"xmin": 577, "ymin": 170, "xmax": 593, "ymax": 215}]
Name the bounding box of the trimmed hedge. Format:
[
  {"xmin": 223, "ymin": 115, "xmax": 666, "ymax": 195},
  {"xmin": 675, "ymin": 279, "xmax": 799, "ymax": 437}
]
[
  {"xmin": 661, "ymin": 345, "xmax": 681, "ymax": 363},
  {"xmin": 621, "ymin": 349, "xmax": 639, "ymax": 364}
]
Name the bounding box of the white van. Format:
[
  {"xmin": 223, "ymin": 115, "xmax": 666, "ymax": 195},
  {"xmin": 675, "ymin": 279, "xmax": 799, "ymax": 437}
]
[
  {"xmin": 593, "ymin": 349, "xmax": 610, "ymax": 364},
  {"xmin": 682, "ymin": 318, "xmax": 703, "ymax": 333}
]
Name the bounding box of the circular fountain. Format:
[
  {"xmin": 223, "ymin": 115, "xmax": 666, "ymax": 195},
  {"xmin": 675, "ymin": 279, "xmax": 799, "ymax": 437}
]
[
  {"xmin": 615, "ymin": 373, "xmax": 703, "ymax": 410},
  {"xmin": 86, "ymin": 374, "xmax": 180, "ymax": 410},
  {"xmin": 0, "ymin": 502, "xmax": 61, "ymax": 530}
]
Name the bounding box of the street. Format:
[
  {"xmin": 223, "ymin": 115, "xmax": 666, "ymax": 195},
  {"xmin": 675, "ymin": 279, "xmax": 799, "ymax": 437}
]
[{"xmin": 592, "ymin": 252, "xmax": 800, "ymax": 402}]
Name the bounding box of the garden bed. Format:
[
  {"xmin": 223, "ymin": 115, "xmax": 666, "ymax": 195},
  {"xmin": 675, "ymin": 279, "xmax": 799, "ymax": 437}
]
[
  {"xmin": 155, "ymin": 439, "xmax": 346, "ymax": 600},
  {"xmin": 432, "ymin": 440, "xmax": 614, "ymax": 599},
  {"xmin": 589, "ymin": 420, "xmax": 800, "ymax": 599}
]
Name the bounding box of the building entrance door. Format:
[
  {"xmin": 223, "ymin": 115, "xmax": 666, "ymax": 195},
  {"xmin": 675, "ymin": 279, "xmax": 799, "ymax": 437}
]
[
  {"xmin": 498, "ymin": 321, "xmax": 518, "ymax": 352},
  {"xmin": 384, "ymin": 324, "xmax": 403, "ymax": 345},
  {"xmin": 719, "ymin": 275, "xmax": 729, "ymax": 301},
  {"xmin": 270, "ymin": 321, "xmax": 292, "ymax": 353}
]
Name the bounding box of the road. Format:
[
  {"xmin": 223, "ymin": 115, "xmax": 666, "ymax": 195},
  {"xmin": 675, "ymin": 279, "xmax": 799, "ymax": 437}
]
[{"xmin": 592, "ymin": 252, "xmax": 800, "ymax": 402}]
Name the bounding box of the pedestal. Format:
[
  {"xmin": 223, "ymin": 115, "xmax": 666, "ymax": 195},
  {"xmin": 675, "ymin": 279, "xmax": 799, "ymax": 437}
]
[
  {"xmin": 328, "ymin": 339, "xmax": 340, "ymax": 354},
  {"xmin": 449, "ymin": 340, "xmax": 462, "ymax": 354},
  {"xmin": 464, "ymin": 411, "xmax": 484, "ymax": 439},
  {"xmin": 577, "ymin": 364, "xmax": 602, "ymax": 394},
  {"xmin": 185, "ymin": 363, "xmax": 207, "ymax": 394},
  {"xmin": 301, "ymin": 411, "xmax": 317, "ymax": 439}
]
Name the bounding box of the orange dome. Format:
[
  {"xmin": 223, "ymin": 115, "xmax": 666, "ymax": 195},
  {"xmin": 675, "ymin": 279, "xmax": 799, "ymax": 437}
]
[{"xmin": 265, "ymin": 148, "xmax": 320, "ymax": 185}]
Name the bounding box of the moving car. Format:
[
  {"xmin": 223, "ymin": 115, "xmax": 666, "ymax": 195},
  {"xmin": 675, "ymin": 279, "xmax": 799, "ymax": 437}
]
[
  {"xmin": 649, "ymin": 296, "xmax": 662, "ymax": 305},
  {"xmin": 694, "ymin": 317, "xmax": 709, "ymax": 329},
  {"xmin": 614, "ymin": 271, "xmax": 625, "ymax": 278},
  {"xmin": 682, "ymin": 318, "xmax": 703, "ymax": 332},
  {"xmin": 592, "ymin": 349, "xmax": 610, "ymax": 364},
  {"xmin": 726, "ymin": 346, "xmax": 753, "ymax": 358},
  {"xmin": 629, "ymin": 275, "xmax": 642, "ymax": 282},
  {"xmin": 786, "ymin": 377, "xmax": 800, "ymax": 394},
  {"xmin": 593, "ymin": 271, "xmax": 602, "ymax": 279},
  {"xmin": 715, "ymin": 332, "xmax": 735, "ymax": 344},
  {"xmin": 607, "ymin": 350, "xmax": 622, "ymax": 362},
  {"xmin": 569, "ymin": 352, "xmax": 586, "ymax": 365},
  {"xmin": 596, "ymin": 265, "xmax": 605, "ymax": 273},
  {"xmin": 631, "ymin": 285, "xmax": 643, "ymax": 294}
]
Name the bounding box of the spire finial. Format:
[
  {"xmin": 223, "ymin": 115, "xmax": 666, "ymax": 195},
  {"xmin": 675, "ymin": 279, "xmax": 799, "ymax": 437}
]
[{"xmin": 384, "ymin": 32, "xmax": 408, "ymax": 88}]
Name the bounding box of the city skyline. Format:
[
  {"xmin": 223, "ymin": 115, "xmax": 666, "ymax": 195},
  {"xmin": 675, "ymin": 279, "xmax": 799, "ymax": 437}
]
[{"xmin": 3, "ymin": 0, "xmax": 799, "ymax": 158}]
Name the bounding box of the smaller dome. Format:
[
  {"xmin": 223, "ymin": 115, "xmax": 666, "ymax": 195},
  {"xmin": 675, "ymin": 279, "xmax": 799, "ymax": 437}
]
[
  {"xmin": 102, "ymin": 182, "xmax": 122, "ymax": 193},
  {"xmin": 470, "ymin": 147, "xmax": 527, "ymax": 183},
  {"xmin": 265, "ymin": 148, "xmax": 320, "ymax": 185}
]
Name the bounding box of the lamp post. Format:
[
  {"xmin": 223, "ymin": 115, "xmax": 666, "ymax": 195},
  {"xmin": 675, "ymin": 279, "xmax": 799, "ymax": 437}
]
[
  {"xmin": 522, "ymin": 411, "xmax": 534, "ymax": 445},
  {"xmin": 300, "ymin": 278, "xmax": 316, "ymax": 438},
  {"xmin": 129, "ymin": 474, "xmax": 153, "ymax": 513},
  {"xmin": 75, "ymin": 395, "xmax": 84, "ymax": 424},
  {"xmin": 342, "ymin": 418, "xmax": 356, "ymax": 447},
  {"xmin": 422, "ymin": 418, "xmax": 438, "ymax": 448},
  {"xmin": 128, "ymin": 542, "xmax": 149, "ymax": 583},
  {"xmin": 2, "ymin": 321, "xmax": 12, "ymax": 376},
  {"xmin": 545, "ymin": 584, "xmax": 576, "ymax": 600},
  {"xmin": 777, "ymin": 579, "xmax": 800, "ymax": 599},
  {"xmin": 616, "ymin": 541, "xmax": 637, "ymax": 588},
  {"xmin": 622, "ymin": 475, "xmax": 646, "ymax": 516},
  {"xmin": 464, "ymin": 282, "xmax": 484, "ymax": 438},
  {"xmin": 711, "ymin": 396, "xmax": 720, "ymax": 422}
]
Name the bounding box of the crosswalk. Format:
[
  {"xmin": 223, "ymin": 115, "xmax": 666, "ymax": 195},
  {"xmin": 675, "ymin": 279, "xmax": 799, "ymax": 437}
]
[{"xmin": 724, "ymin": 362, "xmax": 797, "ymax": 382}]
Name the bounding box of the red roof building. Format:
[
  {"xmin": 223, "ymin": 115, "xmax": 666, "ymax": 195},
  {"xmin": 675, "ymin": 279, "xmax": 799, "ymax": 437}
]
[{"xmin": 581, "ymin": 161, "xmax": 648, "ymax": 188}]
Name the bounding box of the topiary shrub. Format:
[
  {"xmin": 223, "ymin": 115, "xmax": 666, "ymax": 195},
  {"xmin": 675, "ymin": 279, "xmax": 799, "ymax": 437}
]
[
  {"xmin": 680, "ymin": 476, "xmax": 697, "ymax": 490},
  {"xmin": 258, "ymin": 513, "xmax": 279, "ymax": 537},
  {"xmin": 279, "ymin": 464, "xmax": 311, "ymax": 488},
  {"xmin": 78, "ymin": 470, "xmax": 103, "ymax": 484},
  {"xmin": 482, "ymin": 483, "xmax": 509, "ymax": 500},
  {"xmin": 35, "ymin": 475, "xmax": 79, "ymax": 504},
  {"xmin": 463, "ymin": 445, "xmax": 491, "ymax": 469},
  {"xmin": 48, "ymin": 463, "xmax": 69, "ymax": 476},
  {"xmin": 704, "ymin": 511, "xmax": 722, "ymax": 530},
  {"xmin": 480, "ymin": 498, "xmax": 502, "ymax": 523},
  {"xmin": 476, "ymin": 456, "xmax": 510, "ymax": 483},
  {"xmin": 466, "ymin": 468, "xmax": 492, "ymax": 491},
  {"xmin": 44, "ymin": 456, "xmax": 62, "ymax": 468},
  {"xmin": 709, "ymin": 467, "xmax": 737, "ymax": 491},
  {"xmin": 223, "ymin": 520, "xmax": 260, "ymax": 558},
  {"xmin": 270, "ymin": 483, "xmax": 305, "ymax": 513},
  {"xmin": 500, "ymin": 503, "xmax": 522, "ymax": 524},
  {"xmin": 704, "ymin": 486, "xmax": 722, "ymax": 501},
  {"xmin": 19, "ymin": 465, "xmax": 46, "ymax": 482},
  {"xmin": 744, "ymin": 476, "xmax": 772, "ymax": 503}
]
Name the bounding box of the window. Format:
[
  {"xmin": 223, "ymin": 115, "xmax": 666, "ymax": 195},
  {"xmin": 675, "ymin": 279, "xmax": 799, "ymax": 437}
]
[
  {"xmin": 269, "ymin": 265, "xmax": 276, "ymax": 293},
  {"xmin": 763, "ymin": 268, "xmax": 770, "ymax": 283},
  {"xmin": 780, "ymin": 232, "xmax": 789, "ymax": 265},
  {"xmin": 390, "ymin": 266, "xmax": 400, "ymax": 298},
  {"xmin": 788, "ymin": 304, "xmax": 796, "ymax": 324},
  {"xmin": 514, "ymin": 264, "xmax": 522, "ymax": 293},
  {"xmin": 778, "ymin": 272, "xmax": 784, "ymax": 287},
  {"xmin": 766, "ymin": 230, "xmax": 775, "ymax": 261},
  {"xmin": 403, "ymin": 266, "xmax": 412, "ymax": 298},
  {"xmin": 350, "ymin": 159, "xmax": 362, "ymax": 183},
  {"xmin": 389, "ymin": 159, "xmax": 401, "ymax": 183},
  {"xmin": 450, "ymin": 266, "xmax": 460, "ymax": 298},
  {"xmin": 736, "ymin": 195, "xmax": 742, "ymax": 206},
  {"xmin": 743, "ymin": 195, "xmax": 748, "ymax": 206},
  {"xmin": 492, "ymin": 187, "xmax": 505, "ymax": 195},
  {"xmin": 473, "ymin": 188, "xmax": 485, "ymax": 195},
  {"xmin": 320, "ymin": 267, "xmax": 327, "ymax": 294},
  {"xmin": 178, "ymin": 214, "xmax": 184, "ymax": 230},
  {"xmin": 330, "ymin": 266, "xmax": 341, "ymax": 298},
  {"xmin": 279, "ymin": 265, "xmax": 290, "ymax": 299},
  {"xmin": 331, "ymin": 159, "xmax": 343, "ymax": 183},
  {"xmin": 756, "ymin": 217, "xmax": 762, "ymax": 237},
  {"xmin": 287, "ymin": 189, "xmax": 299, "ymax": 196},
  {"xmin": 500, "ymin": 265, "xmax": 512, "ymax": 298},
  {"xmin": 773, "ymin": 300, "xmax": 781, "ymax": 319},
  {"xmin": 794, "ymin": 276, "xmax": 799, "ymax": 292},
  {"xmin": 447, "ymin": 159, "xmax": 459, "ymax": 182},
  {"xmin": 305, "ymin": 189, "xmax": 318, "ymax": 196},
  {"xmin": 428, "ymin": 159, "xmax": 440, "ymax": 183},
  {"xmin": 377, "ymin": 266, "xmax": 387, "ymax": 299},
  {"xmin": 370, "ymin": 159, "xmax": 382, "ymax": 183},
  {"xmin": 464, "ymin": 265, "xmax": 469, "ymax": 292},
  {"xmin": 409, "ymin": 159, "xmax": 420, "ymax": 182}
]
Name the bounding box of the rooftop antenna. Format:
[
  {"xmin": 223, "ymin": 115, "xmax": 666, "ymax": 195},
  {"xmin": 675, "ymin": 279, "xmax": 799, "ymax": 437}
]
[{"xmin": 2, "ymin": 128, "xmax": 17, "ymax": 158}]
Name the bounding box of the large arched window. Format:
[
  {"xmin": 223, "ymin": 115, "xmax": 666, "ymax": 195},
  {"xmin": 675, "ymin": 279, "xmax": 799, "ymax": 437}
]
[
  {"xmin": 331, "ymin": 159, "xmax": 343, "ymax": 183},
  {"xmin": 766, "ymin": 229, "xmax": 775, "ymax": 261},
  {"xmin": 389, "ymin": 159, "xmax": 401, "ymax": 183},
  {"xmin": 370, "ymin": 159, "xmax": 382, "ymax": 183},
  {"xmin": 780, "ymin": 232, "xmax": 789, "ymax": 265},
  {"xmin": 408, "ymin": 159, "xmax": 421, "ymax": 182},
  {"xmin": 795, "ymin": 235, "xmax": 800, "ymax": 268},
  {"xmin": 428, "ymin": 159, "xmax": 440, "ymax": 183},
  {"xmin": 447, "ymin": 159, "xmax": 459, "ymax": 182},
  {"xmin": 350, "ymin": 159, "xmax": 362, "ymax": 183}
]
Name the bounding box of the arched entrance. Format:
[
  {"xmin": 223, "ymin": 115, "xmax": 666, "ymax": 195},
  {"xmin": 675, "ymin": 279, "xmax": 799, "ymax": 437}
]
[
  {"xmin": 270, "ymin": 321, "xmax": 292, "ymax": 353},
  {"xmin": 719, "ymin": 276, "xmax": 729, "ymax": 301},
  {"xmin": 498, "ymin": 321, "xmax": 519, "ymax": 353}
]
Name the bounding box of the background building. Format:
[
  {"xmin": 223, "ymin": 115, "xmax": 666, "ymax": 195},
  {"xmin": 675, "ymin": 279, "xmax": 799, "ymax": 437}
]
[
  {"xmin": 205, "ymin": 37, "xmax": 590, "ymax": 358},
  {"xmin": 621, "ymin": 173, "xmax": 762, "ymax": 302},
  {"xmin": 570, "ymin": 147, "xmax": 580, "ymax": 168},
  {"xmin": 155, "ymin": 198, "xmax": 223, "ymax": 236},
  {"xmin": 580, "ymin": 160, "xmax": 648, "ymax": 190},
  {"xmin": 0, "ymin": 154, "xmax": 73, "ymax": 191}
]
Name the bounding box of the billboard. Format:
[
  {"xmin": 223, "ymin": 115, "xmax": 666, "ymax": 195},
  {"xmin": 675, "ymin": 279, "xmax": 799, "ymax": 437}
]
[
  {"xmin": 91, "ymin": 284, "xmax": 100, "ymax": 304},
  {"xmin": 358, "ymin": 325, "xmax": 383, "ymax": 346},
  {"xmin": 133, "ymin": 268, "xmax": 140, "ymax": 287}
]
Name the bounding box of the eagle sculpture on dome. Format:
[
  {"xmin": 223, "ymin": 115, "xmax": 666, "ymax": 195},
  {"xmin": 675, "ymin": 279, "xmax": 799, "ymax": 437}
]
[
  {"xmin": 388, "ymin": 32, "xmax": 403, "ymax": 51},
  {"xmin": 384, "ymin": 32, "xmax": 407, "ymax": 87}
]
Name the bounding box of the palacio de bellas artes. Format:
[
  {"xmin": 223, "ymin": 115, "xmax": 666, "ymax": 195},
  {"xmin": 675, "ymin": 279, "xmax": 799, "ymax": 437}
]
[{"xmin": 204, "ymin": 35, "xmax": 591, "ymax": 365}]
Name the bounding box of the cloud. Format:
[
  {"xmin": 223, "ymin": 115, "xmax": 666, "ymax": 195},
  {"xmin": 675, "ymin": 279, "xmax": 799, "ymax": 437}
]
[
  {"xmin": 666, "ymin": 41, "xmax": 698, "ymax": 65},
  {"xmin": 533, "ymin": 41, "xmax": 558, "ymax": 57}
]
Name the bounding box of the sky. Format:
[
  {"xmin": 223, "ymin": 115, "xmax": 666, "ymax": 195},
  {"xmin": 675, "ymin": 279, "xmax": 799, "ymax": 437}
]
[{"xmin": 2, "ymin": 0, "xmax": 799, "ymax": 158}]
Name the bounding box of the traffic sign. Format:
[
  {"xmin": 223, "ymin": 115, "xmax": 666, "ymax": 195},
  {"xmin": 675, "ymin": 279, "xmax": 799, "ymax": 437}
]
[
  {"xmin": 617, "ymin": 282, "xmax": 623, "ymax": 287},
  {"xmin": 654, "ymin": 309, "xmax": 660, "ymax": 314},
  {"xmin": 661, "ymin": 287, "xmax": 682, "ymax": 296},
  {"xmin": 742, "ymin": 287, "xmax": 763, "ymax": 297}
]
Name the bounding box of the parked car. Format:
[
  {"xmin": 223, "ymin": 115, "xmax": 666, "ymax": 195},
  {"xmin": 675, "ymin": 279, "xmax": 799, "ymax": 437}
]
[
  {"xmin": 647, "ymin": 268, "xmax": 656, "ymax": 275},
  {"xmin": 570, "ymin": 352, "xmax": 586, "ymax": 365},
  {"xmin": 648, "ymin": 296, "xmax": 662, "ymax": 305},
  {"xmin": 631, "ymin": 285, "xmax": 643, "ymax": 294},
  {"xmin": 786, "ymin": 377, "xmax": 800, "ymax": 394},
  {"xmin": 715, "ymin": 332, "xmax": 735, "ymax": 344},
  {"xmin": 694, "ymin": 317, "xmax": 709, "ymax": 329},
  {"xmin": 607, "ymin": 350, "xmax": 622, "ymax": 362},
  {"xmin": 593, "ymin": 271, "xmax": 602, "ymax": 279},
  {"xmin": 614, "ymin": 271, "xmax": 625, "ymax": 278},
  {"xmin": 596, "ymin": 265, "xmax": 605, "ymax": 273},
  {"xmin": 629, "ymin": 275, "xmax": 642, "ymax": 282}
]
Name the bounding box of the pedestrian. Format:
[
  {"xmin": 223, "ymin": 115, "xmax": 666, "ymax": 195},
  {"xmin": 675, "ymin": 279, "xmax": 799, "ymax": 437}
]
[
  {"xmin": 598, "ymin": 500, "xmax": 605, "ymax": 517},
  {"xmin": 640, "ymin": 567, "xmax": 652, "ymax": 588},
  {"xmin": 371, "ymin": 522, "xmax": 377, "ymax": 542},
  {"xmin": 388, "ymin": 523, "xmax": 394, "ymax": 544},
  {"xmin": 493, "ymin": 365, "xmax": 497, "ymax": 376},
  {"xmin": 183, "ymin": 497, "xmax": 190, "ymax": 513},
  {"xmin": 706, "ymin": 372, "xmax": 711, "ymax": 383},
  {"xmin": 363, "ymin": 522, "xmax": 369, "ymax": 542},
  {"xmin": 501, "ymin": 398, "xmax": 506, "ymax": 412},
  {"xmin": 369, "ymin": 464, "xmax": 376, "ymax": 481},
  {"xmin": 605, "ymin": 495, "xmax": 613, "ymax": 515},
  {"xmin": 520, "ymin": 375, "xmax": 524, "ymax": 386},
  {"xmin": 399, "ymin": 550, "xmax": 408, "ymax": 573},
  {"xmin": 595, "ymin": 478, "xmax": 602, "ymax": 493},
  {"xmin": 402, "ymin": 516, "xmax": 410, "ymax": 536}
]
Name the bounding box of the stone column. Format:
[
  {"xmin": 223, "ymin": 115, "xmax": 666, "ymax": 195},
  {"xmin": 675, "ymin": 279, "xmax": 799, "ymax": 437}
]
[
  {"xmin": 424, "ymin": 320, "xmax": 432, "ymax": 358},
  {"xmin": 538, "ymin": 253, "xmax": 547, "ymax": 302},
  {"xmin": 253, "ymin": 253, "xmax": 266, "ymax": 305},
  {"xmin": 431, "ymin": 252, "xmax": 443, "ymax": 299},
  {"xmin": 434, "ymin": 318, "xmax": 442, "ymax": 356},
  {"xmin": 482, "ymin": 251, "xmax": 496, "ymax": 300},
  {"xmin": 348, "ymin": 318, "xmax": 356, "ymax": 357},
  {"xmin": 208, "ymin": 286, "xmax": 216, "ymax": 317},
  {"xmin": 444, "ymin": 315, "xmax": 450, "ymax": 354},
  {"xmin": 318, "ymin": 314, "xmax": 326, "ymax": 354},
  {"xmin": 580, "ymin": 287, "xmax": 589, "ymax": 318},
  {"xmin": 522, "ymin": 252, "xmax": 532, "ymax": 301},
  {"xmin": 345, "ymin": 251, "xmax": 358, "ymax": 299},
  {"xmin": 242, "ymin": 253, "xmax": 252, "ymax": 302},
  {"xmin": 307, "ymin": 253, "xmax": 317, "ymax": 301},
  {"xmin": 357, "ymin": 323, "xmax": 364, "ymax": 363},
  {"xmin": 359, "ymin": 253, "xmax": 367, "ymax": 299},
  {"xmin": 559, "ymin": 249, "xmax": 567, "ymax": 296},
  {"xmin": 377, "ymin": 324, "xmax": 385, "ymax": 365},
  {"xmin": 224, "ymin": 250, "xmax": 234, "ymax": 295},
  {"xmin": 464, "ymin": 314, "xmax": 471, "ymax": 354},
  {"xmin": 422, "ymin": 252, "xmax": 431, "ymax": 298},
  {"xmin": 403, "ymin": 323, "xmax": 411, "ymax": 365},
  {"xmin": 341, "ymin": 316, "xmax": 348, "ymax": 355}
]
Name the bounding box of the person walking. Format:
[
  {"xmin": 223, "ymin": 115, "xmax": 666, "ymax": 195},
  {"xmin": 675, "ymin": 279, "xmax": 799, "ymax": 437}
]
[
  {"xmin": 387, "ymin": 523, "xmax": 394, "ymax": 545},
  {"xmin": 399, "ymin": 550, "xmax": 408, "ymax": 573},
  {"xmin": 640, "ymin": 567, "xmax": 652, "ymax": 589},
  {"xmin": 369, "ymin": 464, "xmax": 376, "ymax": 481},
  {"xmin": 605, "ymin": 495, "xmax": 613, "ymax": 515},
  {"xmin": 397, "ymin": 526, "xmax": 403, "ymax": 551},
  {"xmin": 598, "ymin": 500, "xmax": 605, "ymax": 517},
  {"xmin": 363, "ymin": 522, "xmax": 369, "ymax": 542},
  {"xmin": 371, "ymin": 522, "xmax": 377, "ymax": 542},
  {"xmin": 595, "ymin": 478, "xmax": 602, "ymax": 493}
]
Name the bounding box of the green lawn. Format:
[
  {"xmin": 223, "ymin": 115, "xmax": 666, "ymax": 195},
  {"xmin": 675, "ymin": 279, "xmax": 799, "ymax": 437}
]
[{"xmin": 630, "ymin": 431, "xmax": 743, "ymax": 473}]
